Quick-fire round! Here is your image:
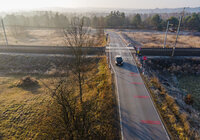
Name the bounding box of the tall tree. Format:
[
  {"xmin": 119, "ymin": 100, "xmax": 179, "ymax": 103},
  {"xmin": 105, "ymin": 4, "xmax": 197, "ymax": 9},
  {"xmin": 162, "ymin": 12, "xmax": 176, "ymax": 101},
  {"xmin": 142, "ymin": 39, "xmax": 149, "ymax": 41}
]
[
  {"xmin": 106, "ymin": 11, "xmax": 125, "ymax": 28},
  {"xmin": 187, "ymin": 13, "xmax": 200, "ymax": 31},
  {"xmin": 151, "ymin": 14, "xmax": 163, "ymax": 30},
  {"xmin": 132, "ymin": 14, "xmax": 142, "ymax": 28},
  {"xmin": 63, "ymin": 17, "xmax": 95, "ymax": 104},
  {"xmin": 168, "ymin": 16, "xmax": 179, "ymax": 27}
]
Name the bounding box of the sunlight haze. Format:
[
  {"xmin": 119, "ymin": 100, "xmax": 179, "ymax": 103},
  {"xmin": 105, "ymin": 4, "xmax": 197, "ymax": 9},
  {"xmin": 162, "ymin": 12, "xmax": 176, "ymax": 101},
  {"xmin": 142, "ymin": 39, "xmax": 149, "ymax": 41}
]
[{"xmin": 0, "ymin": 0, "xmax": 199, "ymax": 11}]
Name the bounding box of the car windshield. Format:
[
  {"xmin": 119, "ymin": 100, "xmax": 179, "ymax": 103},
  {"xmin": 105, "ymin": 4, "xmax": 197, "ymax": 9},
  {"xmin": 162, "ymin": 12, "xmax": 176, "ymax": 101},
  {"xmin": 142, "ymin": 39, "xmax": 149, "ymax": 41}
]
[{"xmin": 116, "ymin": 57, "xmax": 123, "ymax": 62}]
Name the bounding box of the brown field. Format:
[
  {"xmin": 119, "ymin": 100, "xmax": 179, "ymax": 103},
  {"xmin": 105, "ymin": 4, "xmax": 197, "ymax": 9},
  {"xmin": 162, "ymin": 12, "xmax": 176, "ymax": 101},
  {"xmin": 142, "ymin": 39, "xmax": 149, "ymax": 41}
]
[
  {"xmin": 0, "ymin": 54, "xmax": 119, "ymax": 139},
  {"xmin": 0, "ymin": 28, "xmax": 66, "ymax": 46},
  {"xmin": 124, "ymin": 32, "xmax": 200, "ymax": 48},
  {"xmin": 0, "ymin": 27, "xmax": 106, "ymax": 47},
  {"xmin": 0, "ymin": 54, "xmax": 69, "ymax": 139},
  {"xmin": 0, "ymin": 76, "xmax": 57, "ymax": 139}
]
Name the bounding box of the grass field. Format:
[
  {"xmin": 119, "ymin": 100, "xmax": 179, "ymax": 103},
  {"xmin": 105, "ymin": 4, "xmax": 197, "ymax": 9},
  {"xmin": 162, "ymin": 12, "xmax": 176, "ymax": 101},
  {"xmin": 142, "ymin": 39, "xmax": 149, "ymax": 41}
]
[
  {"xmin": 124, "ymin": 32, "xmax": 200, "ymax": 48},
  {"xmin": 0, "ymin": 28, "xmax": 106, "ymax": 47},
  {"xmin": 0, "ymin": 75, "xmax": 57, "ymax": 139},
  {"xmin": 0, "ymin": 55, "xmax": 119, "ymax": 139}
]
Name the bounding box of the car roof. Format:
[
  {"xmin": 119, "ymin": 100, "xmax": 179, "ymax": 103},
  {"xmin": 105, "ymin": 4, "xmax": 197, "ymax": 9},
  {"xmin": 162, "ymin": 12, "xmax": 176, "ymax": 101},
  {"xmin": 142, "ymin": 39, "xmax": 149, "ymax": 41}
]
[{"xmin": 115, "ymin": 55, "xmax": 122, "ymax": 58}]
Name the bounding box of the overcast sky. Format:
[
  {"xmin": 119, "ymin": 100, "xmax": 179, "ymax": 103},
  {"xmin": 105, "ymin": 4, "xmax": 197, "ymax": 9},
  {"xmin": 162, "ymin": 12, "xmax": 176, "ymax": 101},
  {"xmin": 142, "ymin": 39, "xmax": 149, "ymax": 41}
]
[{"xmin": 0, "ymin": 0, "xmax": 199, "ymax": 11}]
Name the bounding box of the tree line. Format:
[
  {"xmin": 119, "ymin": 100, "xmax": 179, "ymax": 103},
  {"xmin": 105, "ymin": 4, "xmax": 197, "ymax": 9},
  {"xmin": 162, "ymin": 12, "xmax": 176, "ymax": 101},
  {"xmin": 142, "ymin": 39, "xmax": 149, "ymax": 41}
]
[
  {"xmin": 3, "ymin": 11, "xmax": 70, "ymax": 28},
  {"xmin": 102, "ymin": 11, "xmax": 200, "ymax": 31},
  {"xmin": 2, "ymin": 10, "xmax": 200, "ymax": 31}
]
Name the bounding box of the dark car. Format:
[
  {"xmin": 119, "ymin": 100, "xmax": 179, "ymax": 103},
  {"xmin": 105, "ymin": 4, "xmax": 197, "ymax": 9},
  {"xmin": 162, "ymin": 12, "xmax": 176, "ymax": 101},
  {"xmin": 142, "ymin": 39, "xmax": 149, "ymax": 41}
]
[{"xmin": 115, "ymin": 55, "xmax": 123, "ymax": 66}]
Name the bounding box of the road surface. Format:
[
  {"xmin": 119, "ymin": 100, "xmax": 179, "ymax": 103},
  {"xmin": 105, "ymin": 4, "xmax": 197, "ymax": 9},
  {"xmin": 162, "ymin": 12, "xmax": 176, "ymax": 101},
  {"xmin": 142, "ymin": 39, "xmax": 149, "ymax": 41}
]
[{"xmin": 107, "ymin": 31, "xmax": 169, "ymax": 140}]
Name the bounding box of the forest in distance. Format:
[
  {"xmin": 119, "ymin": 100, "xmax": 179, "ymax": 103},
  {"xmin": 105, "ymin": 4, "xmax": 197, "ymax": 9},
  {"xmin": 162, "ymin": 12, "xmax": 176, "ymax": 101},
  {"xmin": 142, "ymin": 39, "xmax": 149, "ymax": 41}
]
[{"xmin": 1, "ymin": 10, "xmax": 200, "ymax": 31}]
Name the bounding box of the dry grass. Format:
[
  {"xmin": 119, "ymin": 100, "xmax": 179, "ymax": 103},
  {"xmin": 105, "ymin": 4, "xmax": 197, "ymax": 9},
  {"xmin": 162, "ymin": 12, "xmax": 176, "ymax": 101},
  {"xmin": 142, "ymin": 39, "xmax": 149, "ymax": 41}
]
[
  {"xmin": 0, "ymin": 76, "xmax": 57, "ymax": 139},
  {"xmin": 145, "ymin": 76, "xmax": 197, "ymax": 139},
  {"xmin": 0, "ymin": 56, "xmax": 119, "ymax": 139},
  {"xmin": 0, "ymin": 28, "xmax": 106, "ymax": 47},
  {"xmin": 81, "ymin": 57, "xmax": 119, "ymax": 139},
  {"xmin": 125, "ymin": 32, "xmax": 200, "ymax": 48},
  {"xmin": 0, "ymin": 28, "xmax": 66, "ymax": 46}
]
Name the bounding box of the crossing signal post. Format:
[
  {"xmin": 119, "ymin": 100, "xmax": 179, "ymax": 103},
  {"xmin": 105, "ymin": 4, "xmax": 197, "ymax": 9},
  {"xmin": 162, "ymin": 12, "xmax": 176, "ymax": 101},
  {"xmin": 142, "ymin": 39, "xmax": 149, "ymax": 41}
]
[
  {"xmin": 106, "ymin": 34, "xmax": 108, "ymax": 41},
  {"xmin": 136, "ymin": 47, "xmax": 141, "ymax": 56},
  {"xmin": 142, "ymin": 56, "xmax": 147, "ymax": 74}
]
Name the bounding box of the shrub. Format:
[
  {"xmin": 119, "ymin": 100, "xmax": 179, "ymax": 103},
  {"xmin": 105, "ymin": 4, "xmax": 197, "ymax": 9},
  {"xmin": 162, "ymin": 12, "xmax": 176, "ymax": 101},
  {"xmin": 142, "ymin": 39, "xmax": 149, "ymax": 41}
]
[
  {"xmin": 16, "ymin": 76, "xmax": 39, "ymax": 88},
  {"xmin": 180, "ymin": 113, "xmax": 188, "ymax": 123},
  {"xmin": 172, "ymin": 104, "xmax": 180, "ymax": 116},
  {"xmin": 165, "ymin": 94, "xmax": 175, "ymax": 107},
  {"xmin": 183, "ymin": 122, "xmax": 190, "ymax": 134},
  {"xmin": 150, "ymin": 77, "xmax": 162, "ymax": 91},
  {"xmin": 184, "ymin": 94, "xmax": 193, "ymax": 105},
  {"xmin": 160, "ymin": 90, "xmax": 166, "ymax": 95},
  {"xmin": 161, "ymin": 103, "xmax": 168, "ymax": 112},
  {"xmin": 168, "ymin": 114, "xmax": 176, "ymax": 124}
]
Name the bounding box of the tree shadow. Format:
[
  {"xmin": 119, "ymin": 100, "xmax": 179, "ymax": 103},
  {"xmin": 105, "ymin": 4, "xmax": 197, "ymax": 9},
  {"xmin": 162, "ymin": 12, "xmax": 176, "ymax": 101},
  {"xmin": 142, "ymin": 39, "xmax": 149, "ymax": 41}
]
[
  {"xmin": 14, "ymin": 76, "xmax": 41, "ymax": 94},
  {"xmin": 20, "ymin": 84, "xmax": 41, "ymax": 94}
]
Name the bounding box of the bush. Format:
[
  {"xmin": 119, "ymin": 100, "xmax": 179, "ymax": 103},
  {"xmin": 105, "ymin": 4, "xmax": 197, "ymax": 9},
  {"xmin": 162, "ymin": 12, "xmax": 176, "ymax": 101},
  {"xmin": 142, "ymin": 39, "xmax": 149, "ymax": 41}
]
[
  {"xmin": 150, "ymin": 77, "xmax": 162, "ymax": 90},
  {"xmin": 148, "ymin": 76, "xmax": 196, "ymax": 139},
  {"xmin": 16, "ymin": 76, "xmax": 39, "ymax": 88},
  {"xmin": 184, "ymin": 94, "xmax": 193, "ymax": 105},
  {"xmin": 180, "ymin": 113, "xmax": 187, "ymax": 123},
  {"xmin": 168, "ymin": 114, "xmax": 176, "ymax": 124},
  {"xmin": 172, "ymin": 104, "xmax": 180, "ymax": 116},
  {"xmin": 165, "ymin": 94, "xmax": 175, "ymax": 107}
]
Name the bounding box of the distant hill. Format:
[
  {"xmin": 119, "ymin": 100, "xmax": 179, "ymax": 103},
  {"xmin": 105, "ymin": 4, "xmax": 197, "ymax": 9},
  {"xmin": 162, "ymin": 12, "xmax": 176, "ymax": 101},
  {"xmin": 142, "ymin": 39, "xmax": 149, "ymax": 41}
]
[
  {"xmin": 0, "ymin": 7, "xmax": 199, "ymax": 17},
  {"xmin": 42, "ymin": 7, "xmax": 200, "ymax": 14},
  {"xmin": 125, "ymin": 7, "xmax": 200, "ymax": 14}
]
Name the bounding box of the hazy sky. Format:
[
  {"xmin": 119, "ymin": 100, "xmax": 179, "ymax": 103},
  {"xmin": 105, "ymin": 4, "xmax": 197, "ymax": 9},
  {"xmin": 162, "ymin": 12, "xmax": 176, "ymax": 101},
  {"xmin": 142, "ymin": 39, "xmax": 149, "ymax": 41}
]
[{"xmin": 0, "ymin": 0, "xmax": 200, "ymax": 11}]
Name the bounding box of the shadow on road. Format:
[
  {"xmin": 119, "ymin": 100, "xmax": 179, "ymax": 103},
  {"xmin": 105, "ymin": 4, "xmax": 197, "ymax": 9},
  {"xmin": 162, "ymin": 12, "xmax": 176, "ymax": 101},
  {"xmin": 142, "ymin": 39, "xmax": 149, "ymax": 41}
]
[
  {"xmin": 120, "ymin": 108, "xmax": 167, "ymax": 140},
  {"xmin": 116, "ymin": 62, "xmax": 139, "ymax": 73}
]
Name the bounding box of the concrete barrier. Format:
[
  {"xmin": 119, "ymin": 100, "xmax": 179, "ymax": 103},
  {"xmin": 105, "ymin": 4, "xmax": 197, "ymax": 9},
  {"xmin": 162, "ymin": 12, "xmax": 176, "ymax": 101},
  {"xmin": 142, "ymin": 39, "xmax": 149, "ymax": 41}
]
[
  {"xmin": 0, "ymin": 45, "xmax": 105, "ymax": 55},
  {"xmin": 139, "ymin": 48, "xmax": 200, "ymax": 56}
]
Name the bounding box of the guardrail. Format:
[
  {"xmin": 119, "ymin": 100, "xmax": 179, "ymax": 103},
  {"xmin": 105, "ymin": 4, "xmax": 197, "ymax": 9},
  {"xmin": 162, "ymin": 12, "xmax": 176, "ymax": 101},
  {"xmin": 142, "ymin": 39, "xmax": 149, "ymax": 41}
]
[
  {"xmin": 138, "ymin": 48, "xmax": 200, "ymax": 56},
  {"xmin": 0, "ymin": 45, "xmax": 105, "ymax": 55}
]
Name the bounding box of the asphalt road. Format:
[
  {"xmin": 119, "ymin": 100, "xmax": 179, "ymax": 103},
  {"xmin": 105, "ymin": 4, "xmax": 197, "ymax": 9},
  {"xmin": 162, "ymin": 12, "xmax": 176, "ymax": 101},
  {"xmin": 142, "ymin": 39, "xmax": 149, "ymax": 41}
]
[{"xmin": 107, "ymin": 31, "xmax": 169, "ymax": 140}]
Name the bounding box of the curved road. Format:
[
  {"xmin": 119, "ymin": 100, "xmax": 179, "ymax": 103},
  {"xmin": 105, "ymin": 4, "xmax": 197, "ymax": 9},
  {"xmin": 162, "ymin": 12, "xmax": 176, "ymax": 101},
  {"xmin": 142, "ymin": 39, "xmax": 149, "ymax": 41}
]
[{"xmin": 108, "ymin": 31, "xmax": 169, "ymax": 140}]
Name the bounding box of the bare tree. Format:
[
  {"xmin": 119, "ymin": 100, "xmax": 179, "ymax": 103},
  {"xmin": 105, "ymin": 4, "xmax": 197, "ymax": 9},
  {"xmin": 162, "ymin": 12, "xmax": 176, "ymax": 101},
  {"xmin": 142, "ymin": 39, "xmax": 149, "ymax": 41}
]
[
  {"xmin": 63, "ymin": 17, "xmax": 95, "ymax": 104},
  {"xmin": 41, "ymin": 17, "xmax": 117, "ymax": 139},
  {"xmin": 47, "ymin": 77, "xmax": 108, "ymax": 139}
]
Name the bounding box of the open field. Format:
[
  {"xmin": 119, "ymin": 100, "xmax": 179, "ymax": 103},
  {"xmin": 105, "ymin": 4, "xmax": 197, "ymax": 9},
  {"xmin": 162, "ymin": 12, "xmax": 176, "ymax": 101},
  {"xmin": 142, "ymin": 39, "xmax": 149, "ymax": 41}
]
[
  {"xmin": 0, "ymin": 27, "xmax": 106, "ymax": 47},
  {"xmin": 123, "ymin": 31, "xmax": 200, "ymax": 48},
  {"xmin": 0, "ymin": 54, "xmax": 70, "ymax": 139},
  {"xmin": 0, "ymin": 28, "xmax": 65, "ymax": 46},
  {"xmin": 0, "ymin": 54, "xmax": 119, "ymax": 139},
  {"xmin": 0, "ymin": 76, "xmax": 59, "ymax": 139},
  {"xmin": 0, "ymin": 54, "xmax": 69, "ymax": 75}
]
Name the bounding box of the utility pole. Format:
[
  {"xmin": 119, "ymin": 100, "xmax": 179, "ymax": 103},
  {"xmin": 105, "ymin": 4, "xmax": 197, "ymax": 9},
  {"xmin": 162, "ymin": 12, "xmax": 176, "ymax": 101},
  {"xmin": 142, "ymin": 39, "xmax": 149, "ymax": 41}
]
[
  {"xmin": 1, "ymin": 19, "xmax": 8, "ymax": 46},
  {"xmin": 172, "ymin": 8, "xmax": 185, "ymax": 56},
  {"xmin": 163, "ymin": 21, "xmax": 169, "ymax": 48}
]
